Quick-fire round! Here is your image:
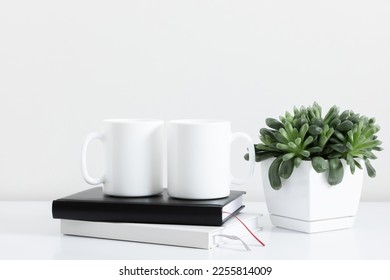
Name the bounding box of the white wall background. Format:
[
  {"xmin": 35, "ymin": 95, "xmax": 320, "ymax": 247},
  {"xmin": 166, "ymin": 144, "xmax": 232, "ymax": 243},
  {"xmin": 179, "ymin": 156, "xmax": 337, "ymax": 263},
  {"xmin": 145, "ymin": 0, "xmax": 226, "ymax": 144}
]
[{"xmin": 1, "ymin": 0, "xmax": 389, "ymax": 201}]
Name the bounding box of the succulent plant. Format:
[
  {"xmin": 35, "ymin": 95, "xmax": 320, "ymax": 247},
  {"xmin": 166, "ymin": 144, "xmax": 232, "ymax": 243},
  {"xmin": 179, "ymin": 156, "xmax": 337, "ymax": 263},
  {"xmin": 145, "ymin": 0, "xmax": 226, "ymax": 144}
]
[{"xmin": 245, "ymin": 102, "xmax": 383, "ymax": 190}]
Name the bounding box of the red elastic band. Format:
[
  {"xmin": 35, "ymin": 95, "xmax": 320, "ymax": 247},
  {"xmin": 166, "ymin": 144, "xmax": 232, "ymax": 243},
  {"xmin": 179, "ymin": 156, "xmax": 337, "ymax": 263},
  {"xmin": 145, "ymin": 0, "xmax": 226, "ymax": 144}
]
[{"xmin": 223, "ymin": 211, "xmax": 265, "ymax": 247}]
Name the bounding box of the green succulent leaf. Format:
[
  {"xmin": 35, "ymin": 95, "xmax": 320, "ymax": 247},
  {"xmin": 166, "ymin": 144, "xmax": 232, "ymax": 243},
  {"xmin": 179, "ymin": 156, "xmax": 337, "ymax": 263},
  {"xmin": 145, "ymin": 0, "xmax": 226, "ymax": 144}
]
[
  {"xmin": 308, "ymin": 125, "xmax": 323, "ymax": 136},
  {"xmin": 288, "ymin": 141, "xmax": 298, "ymax": 150},
  {"xmin": 282, "ymin": 152, "xmax": 296, "ymax": 161},
  {"xmin": 303, "ymin": 136, "xmax": 314, "ymax": 147},
  {"xmin": 324, "ymin": 106, "xmax": 339, "ymax": 124},
  {"xmin": 336, "ymin": 120, "xmax": 353, "ymax": 132},
  {"xmin": 326, "ymin": 127, "xmax": 335, "ymax": 138},
  {"xmin": 285, "ymin": 111, "xmax": 293, "ymax": 122},
  {"xmin": 361, "ymin": 151, "xmax": 377, "ymax": 160},
  {"xmin": 328, "ymin": 158, "xmax": 344, "ymax": 186},
  {"xmin": 285, "ymin": 122, "xmax": 294, "ymax": 136},
  {"xmin": 300, "ymin": 150, "xmax": 310, "ymax": 158},
  {"xmin": 347, "ymin": 130, "xmax": 354, "ymax": 142},
  {"xmin": 276, "ymin": 143, "xmax": 290, "ymax": 151},
  {"xmin": 260, "ymin": 128, "xmax": 275, "ymax": 138},
  {"xmin": 279, "ymin": 158, "xmax": 295, "ymax": 179},
  {"xmin": 256, "ymin": 143, "xmax": 274, "ymax": 151},
  {"xmin": 299, "ymin": 123, "xmax": 309, "ymax": 139},
  {"xmin": 328, "ymin": 152, "xmax": 343, "ymax": 159},
  {"xmin": 311, "ymin": 117, "xmax": 323, "ymax": 127},
  {"xmin": 330, "ymin": 118, "xmax": 341, "ymax": 128},
  {"xmin": 266, "ymin": 118, "xmax": 284, "ymax": 130},
  {"xmin": 339, "ymin": 110, "xmax": 350, "ymax": 121},
  {"xmin": 293, "ymin": 106, "xmax": 300, "ymax": 116},
  {"xmin": 348, "ymin": 113, "xmax": 360, "ymax": 123},
  {"xmin": 312, "ymin": 157, "xmax": 329, "ymax": 173},
  {"xmin": 308, "ymin": 146, "xmax": 322, "ymax": 154},
  {"xmin": 346, "ymin": 153, "xmax": 355, "ymax": 174},
  {"xmin": 268, "ymin": 157, "xmax": 283, "ymax": 190},
  {"xmin": 294, "ymin": 157, "xmax": 302, "ymax": 168},
  {"xmin": 365, "ymin": 159, "xmax": 376, "ymax": 177},
  {"xmin": 333, "ymin": 131, "xmax": 346, "ymax": 142},
  {"xmin": 313, "ymin": 102, "xmax": 322, "ymax": 117},
  {"xmin": 354, "ymin": 159, "xmax": 363, "ymax": 169},
  {"xmin": 274, "ymin": 131, "xmax": 289, "ymax": 144},
  {"xmin": 331, "ymin": 144, "xmax": 348, "ymax": 153}
]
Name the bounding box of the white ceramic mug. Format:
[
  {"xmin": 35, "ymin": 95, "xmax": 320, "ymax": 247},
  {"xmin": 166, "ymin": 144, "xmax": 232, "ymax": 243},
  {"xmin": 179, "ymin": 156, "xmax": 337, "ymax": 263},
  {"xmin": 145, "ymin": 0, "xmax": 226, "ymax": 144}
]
[
  {"xmin": 167, "ymin": 119, "xmax": 255, "ymax": 199},
  {"xmin": 81, "ymin": 119, "xmax": 164, "ymax": 197}
]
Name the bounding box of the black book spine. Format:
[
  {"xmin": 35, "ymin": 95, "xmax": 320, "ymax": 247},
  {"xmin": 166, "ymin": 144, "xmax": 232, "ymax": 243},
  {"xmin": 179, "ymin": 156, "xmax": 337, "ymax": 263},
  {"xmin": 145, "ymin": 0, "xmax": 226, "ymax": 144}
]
[{"xmin": 52, "ymin": 200, "xmax": 223, "ymax": 226}]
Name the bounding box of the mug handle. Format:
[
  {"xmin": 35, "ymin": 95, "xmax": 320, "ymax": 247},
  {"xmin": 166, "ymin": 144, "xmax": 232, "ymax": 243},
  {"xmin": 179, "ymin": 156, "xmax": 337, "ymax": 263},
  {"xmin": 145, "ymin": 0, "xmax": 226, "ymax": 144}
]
[
  {"xmin": 230, "ymin": 132, "xmax": 255, "ymax": 185},
  {"xmin": 81, "ymin": 132, "xmax": 105, "ymax": 185}
]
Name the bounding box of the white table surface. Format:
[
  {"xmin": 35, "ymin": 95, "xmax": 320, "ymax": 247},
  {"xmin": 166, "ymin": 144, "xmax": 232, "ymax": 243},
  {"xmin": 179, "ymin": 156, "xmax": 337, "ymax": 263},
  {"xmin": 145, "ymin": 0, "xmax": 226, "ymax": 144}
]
[{"xmin": 0, "ymin": 201, "xmax": 389, "ymax": 260}]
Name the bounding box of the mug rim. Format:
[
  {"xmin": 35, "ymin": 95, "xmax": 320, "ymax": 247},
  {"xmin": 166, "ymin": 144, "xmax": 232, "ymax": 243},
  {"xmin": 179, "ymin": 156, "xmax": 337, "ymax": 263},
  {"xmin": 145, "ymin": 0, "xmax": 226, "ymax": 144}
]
[
  {"xmin": 168, "ymin": 119, "xmax": 229, "ymax": 125},
  {"xmin": 103, "ymin": 118, "xmax": 164, "ymax": 124}
]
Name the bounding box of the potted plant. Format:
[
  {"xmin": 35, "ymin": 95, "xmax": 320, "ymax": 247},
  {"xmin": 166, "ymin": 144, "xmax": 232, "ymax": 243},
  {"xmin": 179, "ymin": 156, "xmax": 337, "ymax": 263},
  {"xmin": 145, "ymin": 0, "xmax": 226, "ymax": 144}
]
[{"xmin": 246, "ymin": 102, "xmax": 383, "ymax": 233}]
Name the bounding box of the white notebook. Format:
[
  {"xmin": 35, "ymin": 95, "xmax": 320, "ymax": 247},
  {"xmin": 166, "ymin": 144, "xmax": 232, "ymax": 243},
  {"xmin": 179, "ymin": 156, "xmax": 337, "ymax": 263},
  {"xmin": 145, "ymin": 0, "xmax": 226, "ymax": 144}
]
[{"xmin": 61, "ymin": 212, "xmax": 262, "ymax": 250}]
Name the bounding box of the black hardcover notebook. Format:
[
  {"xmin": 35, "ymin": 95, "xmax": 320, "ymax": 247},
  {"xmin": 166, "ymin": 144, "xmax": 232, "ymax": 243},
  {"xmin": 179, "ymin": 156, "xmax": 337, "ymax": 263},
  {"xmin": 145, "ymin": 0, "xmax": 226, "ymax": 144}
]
[{"xmin": 52, "ymin": 187, "xmax": 245, "ymax": 226}]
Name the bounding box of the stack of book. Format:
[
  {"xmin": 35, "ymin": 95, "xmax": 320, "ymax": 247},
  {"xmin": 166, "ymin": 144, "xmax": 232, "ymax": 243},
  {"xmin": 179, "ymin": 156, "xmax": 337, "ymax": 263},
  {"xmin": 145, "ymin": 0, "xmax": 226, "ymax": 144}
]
[{"xmin": 52, "ymin": 187, "xmax": 262, "ymax": 249}]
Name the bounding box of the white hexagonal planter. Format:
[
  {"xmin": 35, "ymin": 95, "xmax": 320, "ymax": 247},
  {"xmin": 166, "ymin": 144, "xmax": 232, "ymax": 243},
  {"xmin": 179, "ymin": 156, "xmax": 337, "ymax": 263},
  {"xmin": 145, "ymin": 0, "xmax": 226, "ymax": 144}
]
[{"xmin": 261, "ymin": 159, "xmax": 363, "ymax": 233}]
